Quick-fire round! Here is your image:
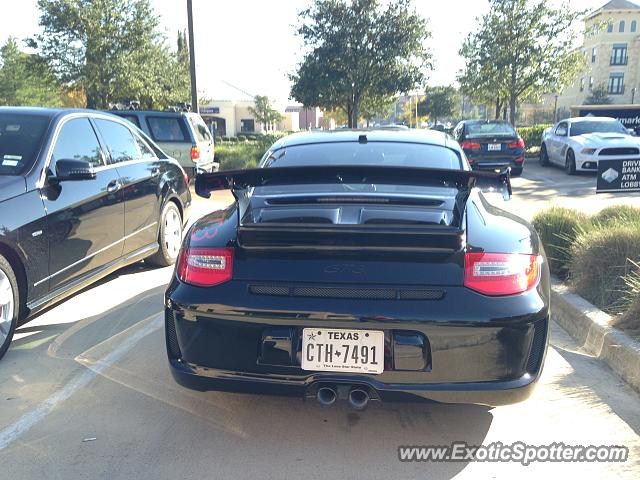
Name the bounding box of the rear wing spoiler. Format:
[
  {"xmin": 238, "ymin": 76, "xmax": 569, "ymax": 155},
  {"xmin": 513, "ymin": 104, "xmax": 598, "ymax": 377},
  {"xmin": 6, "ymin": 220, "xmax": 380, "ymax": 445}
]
[{"xmin": 195, "ymin": 165, "xmax": 512, "ymax": 200}]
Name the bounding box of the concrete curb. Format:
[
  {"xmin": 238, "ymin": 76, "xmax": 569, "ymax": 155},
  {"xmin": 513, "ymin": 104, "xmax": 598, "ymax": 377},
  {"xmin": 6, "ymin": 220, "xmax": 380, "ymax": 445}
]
[{"xmin": 551, "ymin": 280, "xmax": 640, "ymax": 393}]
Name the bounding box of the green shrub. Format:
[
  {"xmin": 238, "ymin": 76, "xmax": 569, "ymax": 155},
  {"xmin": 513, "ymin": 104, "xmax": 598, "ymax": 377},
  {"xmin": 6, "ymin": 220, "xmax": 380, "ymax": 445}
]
[
  {"xmin": 593, "ymin": 205, "xmax": 640, "ymax": 227},
  {"xmin": 517, "ymin": 124, "xmax": 552, "ymax": 150},
  {"xmin": 214, "ymin": 136, "xmax": 222, "ymax": 143},
  {"xmin": 237, "ymin": 134, "xmax": 247, "ymax": 141},
  {"xmin": 569, "ymin": 225, "xmax": 640, "ymax": 312},
  {"xmin": 215, "ymin": 142, "xmax": 268, "ymax": 170},
  {"xmin": 612, "ymin": 262, "xmax": 640, "ymax": 335},
  {"xmin": 531, "ymin": 207, "xmax": 590, "ymax": 277}
]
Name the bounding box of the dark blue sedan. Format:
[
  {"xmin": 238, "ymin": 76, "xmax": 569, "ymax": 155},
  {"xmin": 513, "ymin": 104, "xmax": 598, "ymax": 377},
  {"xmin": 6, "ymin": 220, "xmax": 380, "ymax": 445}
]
[{"xmin": 452, "ymin": 120, "xmax": 525, "ymax": 176}]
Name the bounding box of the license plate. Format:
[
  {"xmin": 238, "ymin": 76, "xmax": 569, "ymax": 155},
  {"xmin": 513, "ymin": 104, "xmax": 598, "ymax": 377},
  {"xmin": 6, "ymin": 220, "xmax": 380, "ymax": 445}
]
[
  {"xmin": 488, "ymin": 143, "xmax": 501, "ymax": 151},
  {"xmin": 302, "ymin": 328, "xmax": 384, "ymax": 374}
]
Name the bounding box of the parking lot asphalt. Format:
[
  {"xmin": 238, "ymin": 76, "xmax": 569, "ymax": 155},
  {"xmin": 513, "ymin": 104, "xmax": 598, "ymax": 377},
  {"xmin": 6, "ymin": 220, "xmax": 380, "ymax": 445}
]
[{"xmin": 1, "ymin": 168, "xmax": 639, "ymax": 479}]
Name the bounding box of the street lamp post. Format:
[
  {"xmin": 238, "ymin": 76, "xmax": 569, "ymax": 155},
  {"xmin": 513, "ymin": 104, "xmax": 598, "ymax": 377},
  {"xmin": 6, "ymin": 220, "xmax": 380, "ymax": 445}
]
[
  {"xmin": 187, "ymin": 0, "xmax": 198, "ymax": 113},
  {"xmin": 554, "ymin": 94, "xmax": 559, "ymax": 123}
]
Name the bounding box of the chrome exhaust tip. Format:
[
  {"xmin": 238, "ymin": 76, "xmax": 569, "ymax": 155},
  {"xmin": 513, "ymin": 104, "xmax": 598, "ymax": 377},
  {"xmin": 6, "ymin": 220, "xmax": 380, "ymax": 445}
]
[
  {"xmin": 317, "ymin": 386, "xmax": 337, "ymax": 407},
  {"xmin": 348, "ymin": 388, "xmax": 370, "ymax": 410}
]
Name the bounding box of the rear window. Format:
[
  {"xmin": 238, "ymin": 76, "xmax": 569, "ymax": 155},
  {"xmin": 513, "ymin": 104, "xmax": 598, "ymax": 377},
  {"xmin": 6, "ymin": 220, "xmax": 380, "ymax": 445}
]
[
  {"xmin": 188, "ymin": 115, "xmax": 212, "ymax": 143},
  {"xmin": 146, "ymin": 116, "xmax": 188, "ymax": 142},
  {"xmin": 0, "ymin": 113, "xmax": 50, "ymax": 175},
  {"xmin": 466, "ymin": 122, "xmax": 516, "ymax": 137},
  {"xmin": 262, "ymin": 142, "xmax": 462, "ymax": 170}
]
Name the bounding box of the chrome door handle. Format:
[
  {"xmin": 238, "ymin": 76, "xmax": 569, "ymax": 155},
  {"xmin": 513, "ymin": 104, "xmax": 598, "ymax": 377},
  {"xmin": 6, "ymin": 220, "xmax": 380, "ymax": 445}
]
[{"xmin": 107, "ymin": 180, "xmax": 121, "ymax": 193}]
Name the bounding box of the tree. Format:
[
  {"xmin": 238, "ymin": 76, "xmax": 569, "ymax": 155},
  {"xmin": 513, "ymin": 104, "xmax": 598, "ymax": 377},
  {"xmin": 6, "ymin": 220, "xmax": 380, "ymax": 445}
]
[
  {"xmin": 584, "ymin": 83, "xmax": 612, "ymax": 105},
  {"xmin": 31, "ymin": 0, "xmax": 190, "ymax": 109},
  {"xmin": 417, "ymin": 86, "xmax": 458, "ymax": 125},
  {"xmin": 248, "ymin": 95, "xmax": 284, "ymax": 132},
  {"xmin": 458, "ymin": 0, "xmax": 585, "ymax": 125},
  {"xmin": 290, "ymin": 0, "xmax": 431, "ymax": 128},
  {"xmin": 0, "ymin": 38, "xmax": 62, "ymax": 107}
]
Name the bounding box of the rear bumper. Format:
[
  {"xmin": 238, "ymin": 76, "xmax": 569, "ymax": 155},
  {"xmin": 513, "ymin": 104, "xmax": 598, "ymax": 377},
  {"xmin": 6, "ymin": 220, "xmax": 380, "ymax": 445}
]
[
  {"xmin": 169, "ymin": 357, "xmax": 543, "ymax": 406},
  {"xmin": 165, "ymin": 278, "xmax": 550, "ymax": 407}
]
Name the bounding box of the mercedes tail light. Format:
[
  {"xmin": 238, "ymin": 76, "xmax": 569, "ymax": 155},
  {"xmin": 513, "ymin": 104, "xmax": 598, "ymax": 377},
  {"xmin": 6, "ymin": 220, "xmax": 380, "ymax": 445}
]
[
  {"xmin": 177, "ymin": 247, "xmax": 234, "ymax": 286},
  {"xmin": 508, "ymin": 138, "xmax": 525, "ymax": 149},
  {"xmin": 461, "ymin": 140, "xmax": 481, "ymax": 150},
  {"xmin": 464, "ymin": 252, "xmax": 541, "ymax": 296}
]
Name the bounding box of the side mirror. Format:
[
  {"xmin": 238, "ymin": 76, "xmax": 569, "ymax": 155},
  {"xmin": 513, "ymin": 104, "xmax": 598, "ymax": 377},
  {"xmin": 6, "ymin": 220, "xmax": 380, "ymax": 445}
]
[{"xmin": 52, "ymin": 159, "xmax": 96, "ymax": 181}]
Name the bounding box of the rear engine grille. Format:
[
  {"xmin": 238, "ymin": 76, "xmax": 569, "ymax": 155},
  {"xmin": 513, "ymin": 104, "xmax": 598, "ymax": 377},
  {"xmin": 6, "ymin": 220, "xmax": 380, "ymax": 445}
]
[
  {"xmin": 249, "ymin": 284, "xmax": 445, "ymax": 301},
  {"xmin": 526, "ymin": 318, "xmax": 547, "ymax": 373},
  {"xmin": 165, "ymin": 309, "xmax": 182, "ymax": 359},
  {"xmin": 599, "ymin": 148, "xmax": 639, "ymax": 156}
]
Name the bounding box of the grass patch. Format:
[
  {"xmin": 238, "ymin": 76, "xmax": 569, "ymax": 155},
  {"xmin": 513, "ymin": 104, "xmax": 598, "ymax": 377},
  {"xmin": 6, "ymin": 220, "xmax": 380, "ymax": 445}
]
[{"xmin": 531, "ymin": 207, "xmax": 590, "ymax": 278}]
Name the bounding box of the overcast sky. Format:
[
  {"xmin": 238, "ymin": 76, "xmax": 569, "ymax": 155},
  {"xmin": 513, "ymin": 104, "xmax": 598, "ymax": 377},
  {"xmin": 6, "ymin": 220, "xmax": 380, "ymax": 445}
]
[{"xmin": 0, "ymin": 0, "xmax": 614, "ymax": 104}]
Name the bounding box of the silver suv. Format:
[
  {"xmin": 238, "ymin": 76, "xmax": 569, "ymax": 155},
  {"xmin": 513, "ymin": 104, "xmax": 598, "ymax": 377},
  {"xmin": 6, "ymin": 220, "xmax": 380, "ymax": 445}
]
[{"xmin": 111, "ymin": 110, "xmax": 218, "ymax": 178}]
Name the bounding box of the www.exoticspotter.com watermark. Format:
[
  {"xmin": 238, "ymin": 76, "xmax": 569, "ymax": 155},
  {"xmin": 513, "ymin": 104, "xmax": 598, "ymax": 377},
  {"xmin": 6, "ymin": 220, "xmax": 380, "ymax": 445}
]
[{"xmin": 398, "ymin": 442, "xmax": 628, "ymax": 466}]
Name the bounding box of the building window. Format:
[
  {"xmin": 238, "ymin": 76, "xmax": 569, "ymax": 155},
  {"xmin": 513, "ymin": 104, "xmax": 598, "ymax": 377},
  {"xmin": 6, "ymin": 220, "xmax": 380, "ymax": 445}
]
[
  {"xmin": 611, "ymin": 44, "xmax": 628, "ymax": 65},
  {"xmin": 240, "ymin": 119, "xmax": 255, "ymax": 133},
  {"xmin": 591, "ymin": 47, "xmax": 597, "ymax": 63},
  {"xmin": 608, "ymin": 73, "xmax": 624, "ymax": 94},
  {"xmin": 632, "ymin": 20, "xmax": 637, "ymax": 32},
  {"xmin": 580, "ymin": 78, "xmax": 585, "ymax": 92},
  {"xmin": 607, "ymin": 22, "xmax": 613, "ymax": 32},
  {"xmin": 589, "ymin": 76, "xmax": 594, "ymax": 90},
  {"xmin": 620, "ymin": 20, "xmax": 625, "ymax": 32}
]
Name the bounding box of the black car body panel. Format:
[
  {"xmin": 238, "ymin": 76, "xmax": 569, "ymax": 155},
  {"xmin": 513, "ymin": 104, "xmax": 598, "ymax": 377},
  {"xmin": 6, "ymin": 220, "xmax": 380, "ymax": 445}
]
[
  {"xmin": 165, "ymin": 130, "xmax": 549, "ymax": 406},
  {"xmin": 0, "ymin": 107, "xmax": 191, "ymax": 317}
]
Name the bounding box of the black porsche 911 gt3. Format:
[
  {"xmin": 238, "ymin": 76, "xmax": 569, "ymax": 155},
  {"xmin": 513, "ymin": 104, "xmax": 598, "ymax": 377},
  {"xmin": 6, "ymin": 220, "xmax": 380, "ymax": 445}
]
[{"xmin": 165, "ymin": 129, "xmax": 550, "ymax": 409}]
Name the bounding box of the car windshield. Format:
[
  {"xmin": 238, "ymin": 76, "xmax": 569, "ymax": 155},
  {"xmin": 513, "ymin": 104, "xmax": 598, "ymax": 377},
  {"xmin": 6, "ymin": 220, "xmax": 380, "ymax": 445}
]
[
  {"xmin": 466, "ymin": 122, "xmax": 516, "ymax": 138},
  {"xmin": 570, "ymin": 121, "xmax": 627, "ymax": 136},
  {"xmin": 262, "ymin": 141, "xmax": 462, "ymax": 170},
  {"xmin": 0, "ymin": 113, "xmax": 51, "ymax": 176}
]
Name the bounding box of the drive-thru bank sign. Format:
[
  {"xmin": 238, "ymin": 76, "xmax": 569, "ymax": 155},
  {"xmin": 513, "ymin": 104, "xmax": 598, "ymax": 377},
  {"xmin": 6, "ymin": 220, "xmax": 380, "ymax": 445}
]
[{"xmin": 597, "ymin": 159, "xmax": 640, "ymax": 193}]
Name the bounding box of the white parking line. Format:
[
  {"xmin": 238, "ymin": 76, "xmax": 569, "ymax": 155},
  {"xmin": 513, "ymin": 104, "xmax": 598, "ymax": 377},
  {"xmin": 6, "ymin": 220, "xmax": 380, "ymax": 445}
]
[{"xmin": 0, "ymin": 313, "xmax": 163, "ymax": 450}]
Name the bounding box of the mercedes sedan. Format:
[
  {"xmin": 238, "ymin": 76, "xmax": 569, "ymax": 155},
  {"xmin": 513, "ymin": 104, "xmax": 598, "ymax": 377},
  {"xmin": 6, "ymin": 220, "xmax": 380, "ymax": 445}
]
[
  {"xmin": 165, "ymin": 130, "xmax": 550, "ymax": 409},
  {"xmin": 0, "ymin": 107, "xmax": 191, "ymax": 359}
]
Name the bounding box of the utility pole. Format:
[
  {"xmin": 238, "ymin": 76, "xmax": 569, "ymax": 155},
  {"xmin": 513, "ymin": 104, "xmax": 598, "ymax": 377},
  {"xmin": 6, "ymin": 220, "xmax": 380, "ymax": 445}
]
[{"xmin": 187, "ymin": 0, "xmax": 198, "ymax": 113}]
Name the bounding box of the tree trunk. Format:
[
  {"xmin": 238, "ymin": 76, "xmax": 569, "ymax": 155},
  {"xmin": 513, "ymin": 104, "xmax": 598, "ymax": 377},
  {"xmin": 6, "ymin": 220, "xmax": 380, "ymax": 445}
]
[
  {"xmin": 509, "ymin": 92, "xmax": 517, "ymax": 126},
  {"xmin": 351, "ymin": 98, "xmax": 360, "ymax": 129},
  {"xmin": 495, "ymin": 97, "xmax": 501, "ymax": 119}
]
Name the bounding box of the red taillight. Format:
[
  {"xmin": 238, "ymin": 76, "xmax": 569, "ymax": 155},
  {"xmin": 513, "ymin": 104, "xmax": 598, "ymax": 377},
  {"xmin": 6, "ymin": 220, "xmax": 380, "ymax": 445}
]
[
  {"xmin": 508, "ymin": 138, "xmax": 525, "ymax": 149},
  {"xmin": 461, "ymin": 140, "xmax": 481, "ymax": 150},
  {"xmin": 464, "ymin": 252, "xmax": 541, "ymax": 296},
  {"xmin": 191, "ymin": 146, "xmax": 201, "ymax": 161},
  {"xmin": 177, "ymin": 247, "xmax": 233, "ymax": 287}
]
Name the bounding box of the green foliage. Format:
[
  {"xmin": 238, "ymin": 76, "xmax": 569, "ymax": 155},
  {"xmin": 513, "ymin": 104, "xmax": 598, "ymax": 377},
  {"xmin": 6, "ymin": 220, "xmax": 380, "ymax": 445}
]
[
  {"xmin": 458, "ymin": 0, "xmax": 585, "ymax": 124},
  {"xmin": 290, "ymin": 0, "xmax": 432, "ymax": 128},
  {"xmin": 248, "ymin": 95, "xmax": 284, "ymax": 131},
  {"xmin": 517, "ymin": 124, "xmax": 552, "ymax": 149},
  {"xmin": 215, "ymin": 133, "xmax": 286, "ymax": 170},
  {"xmin": 417, "ymin": 86, "xmax": 459, "ymax": 123},
  {"xmin": 614, "ymin": 262, "xmax": 640, "ymax": 334},
  {"xmin": 570, "ymin": 224, "xmax": 640, "ymax": 313},
  {"xmin": 32, "ymin": 0, "xmax": 190, "ymax": 109},
  {"xmin": 531, "ymin": 207, "xmax": 590, "ymax": 277},
  {"xmin": 593, "ymin": 205, "xmax": 640, "ymax": 227},
  {"xmin": 0, "ymin": 37, "xmax": 62, "ymax": 107},
  {"xmin": 584, "ymin": 83, "xmax": 612, "ymax": 105}
]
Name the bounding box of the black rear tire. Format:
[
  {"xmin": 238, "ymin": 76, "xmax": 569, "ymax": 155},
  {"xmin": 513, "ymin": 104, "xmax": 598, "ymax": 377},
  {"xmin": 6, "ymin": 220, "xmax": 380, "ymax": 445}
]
[
  {"xmin": 146, "ymin": 202, "xmax": 183, "ymax": 267},
  {"xmin": 540, "ymin": 144, "xmax": 549, "ymax": 166},
  {"xmin": 0, "ymin": 255, "xmax": 19, "ymax": 361},
  {"xmin": 565, "ymin": 150, "xmax": 577, "ymax": 175}
]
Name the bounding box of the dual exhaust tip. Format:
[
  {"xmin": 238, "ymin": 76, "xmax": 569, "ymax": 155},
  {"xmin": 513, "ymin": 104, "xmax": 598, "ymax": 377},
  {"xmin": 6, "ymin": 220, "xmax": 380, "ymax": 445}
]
[{"xmin": 316, "ymin": 386, "xmax": 370, "ymax": 410}]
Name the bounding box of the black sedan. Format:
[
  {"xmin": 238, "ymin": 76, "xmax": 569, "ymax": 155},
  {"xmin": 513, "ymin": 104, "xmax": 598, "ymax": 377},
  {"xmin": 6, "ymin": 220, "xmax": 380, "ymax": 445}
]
[
  {"xmin": 0, "ymin": 107, "xmax": 191, "ymax": 359},
  {"xmin": 166, "ymin": 129, "xmax": 549, "ymax": 408},
  {"xmin": 452, "ymin": 120, "xmax": 525, "ymax": 176}
]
